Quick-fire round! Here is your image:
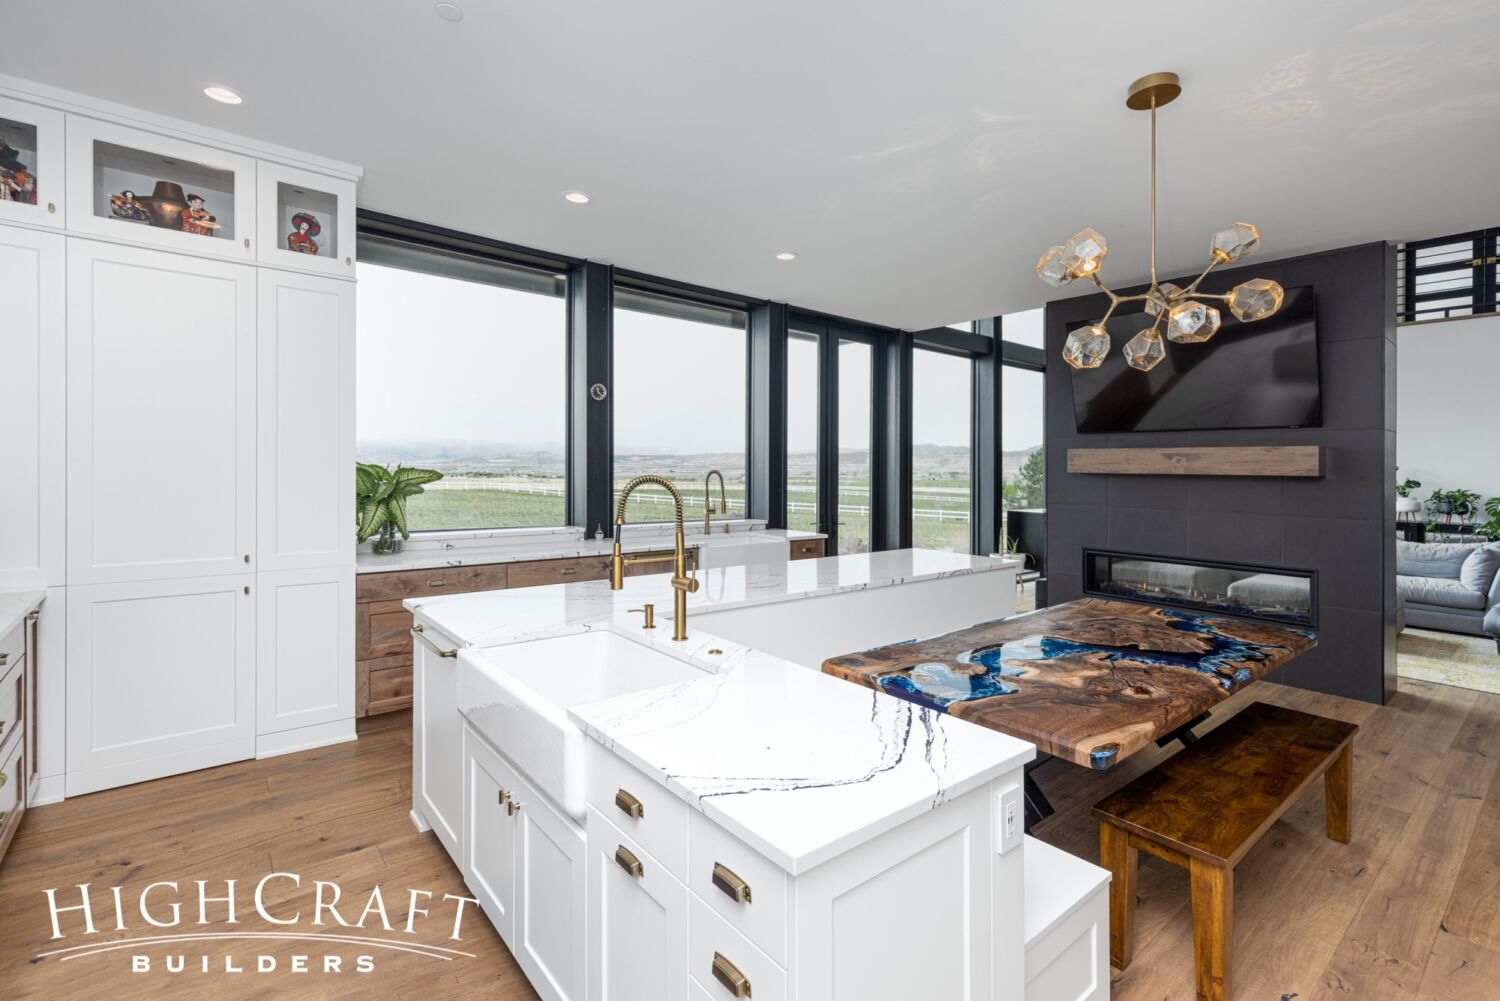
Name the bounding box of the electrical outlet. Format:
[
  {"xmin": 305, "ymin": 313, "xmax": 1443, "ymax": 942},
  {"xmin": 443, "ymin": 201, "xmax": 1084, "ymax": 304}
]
[{"xmin": 998, "ymin": 784, "xmax": 1022, "ymax": 854}]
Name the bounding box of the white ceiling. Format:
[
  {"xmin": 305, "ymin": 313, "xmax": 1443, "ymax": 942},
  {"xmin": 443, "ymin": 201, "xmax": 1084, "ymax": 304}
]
[{"xmin": 3, "ymin": 0, "xmax": 1496, "ymax": 329}]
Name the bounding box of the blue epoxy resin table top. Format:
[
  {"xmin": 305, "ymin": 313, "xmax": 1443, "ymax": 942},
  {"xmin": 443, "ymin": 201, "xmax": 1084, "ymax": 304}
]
[{"xmin": 823, "ymin": 598, "xmax": 1317, "ymax": 769}]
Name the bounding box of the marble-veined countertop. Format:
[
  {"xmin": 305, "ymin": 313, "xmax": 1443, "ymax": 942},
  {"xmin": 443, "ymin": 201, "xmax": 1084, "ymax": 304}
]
[
  {"xmin": 0, "ymin": 589, "xmax": 45, "ymax": 641},
  {"xmin": 358, "ymin": 520, "xmax": 825, "ymax": 574},
  {"xmin": 416, "ymin": 549, "xmax": 1031, "ymax": 874}
]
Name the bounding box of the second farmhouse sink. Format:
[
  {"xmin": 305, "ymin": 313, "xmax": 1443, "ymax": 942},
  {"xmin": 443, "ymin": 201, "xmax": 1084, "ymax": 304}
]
[
  {"xmin": 457, "ymin": 630, "xmax": 707, "ymax": 821},
  {"xmin": 693, "ymin": 532, "xmax": 791, "ymax": 569}
]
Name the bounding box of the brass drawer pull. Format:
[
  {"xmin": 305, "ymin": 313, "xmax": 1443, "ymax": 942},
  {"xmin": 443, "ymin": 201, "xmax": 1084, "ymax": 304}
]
[
  {"xmin": 412, "ymin": 624, "xmax": 425, "ymax": 633},
  {"xmin": 439, "ymin": 649, "xmax": 457, "ymax": 659},
  {"xmin": 428, "ymin": 579, "xmax": 445, "ymax": 587},
  {"xmin": 615, "ymin": 789, "xmax": 644, "ymax": 819},
  {"xmin": 560, "ymin": 567, "xmax": 577, "ymax": 576},
  {"xmin": 0, "ymin": 653, "xmax": 7, "ymax": 667},
  {"xmin": 712, "ymin": 862, "xmax": 753, "ymax": 903},
  {"xmin": 711, "ymin": 952, "xmax": 752, "ymax": 997},
  {"xmin": 614, "ymin": 845, "xmax": 643, "ymax": 878}
]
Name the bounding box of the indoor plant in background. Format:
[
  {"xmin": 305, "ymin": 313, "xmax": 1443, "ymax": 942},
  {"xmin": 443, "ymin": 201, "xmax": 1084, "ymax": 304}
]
[
  {"xmin": 356, "ymin": 462, "xmax": 444, "ymax": 555},
  {"xmin": 1476, "ymin": 498, "xmax": 1500, "ymax": 542},
  {"xmin": 1396, "ymin": 476, "xmax": 1422, "ymax": 517}
]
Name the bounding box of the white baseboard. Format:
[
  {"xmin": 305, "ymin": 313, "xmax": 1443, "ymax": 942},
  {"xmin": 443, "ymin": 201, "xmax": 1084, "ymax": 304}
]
[
  {"xmin": 410, "ymin": 808, "xmax": 433, "ymax": 833},
  {"xmin": 65, "ymin": 738, "xmax": 257, "ymax": 797},
  {"xmin": 255, "ymin": 718, "xmax": 357, "ymax": 759},
  {"xmin": 30, "ymin": 774, "xmax": 66, "ymax": 807}
]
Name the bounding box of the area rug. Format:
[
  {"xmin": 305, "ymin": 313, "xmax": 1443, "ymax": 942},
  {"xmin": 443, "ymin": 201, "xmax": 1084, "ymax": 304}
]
[{"xmin": 1398, "ymin": 627, "xmax": 1500, "ymax": 695}]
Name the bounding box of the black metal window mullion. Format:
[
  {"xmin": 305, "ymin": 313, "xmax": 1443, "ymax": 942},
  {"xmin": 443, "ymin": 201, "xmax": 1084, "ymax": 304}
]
[{"xmin": 1398, "ymin": 227, "xmax": 1498, "ymax": 323}]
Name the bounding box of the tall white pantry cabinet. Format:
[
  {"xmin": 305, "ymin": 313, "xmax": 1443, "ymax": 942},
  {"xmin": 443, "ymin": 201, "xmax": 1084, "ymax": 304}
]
[{"xmin": 0, "ymin": 75, "xmax": 362, "ymax": 800}]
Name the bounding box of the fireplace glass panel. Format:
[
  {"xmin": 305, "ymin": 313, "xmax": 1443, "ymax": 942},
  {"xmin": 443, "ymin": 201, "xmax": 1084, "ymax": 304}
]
[{"xmin": 1084, "ymin": 550, "xmax": 1314, "ymax": 627}]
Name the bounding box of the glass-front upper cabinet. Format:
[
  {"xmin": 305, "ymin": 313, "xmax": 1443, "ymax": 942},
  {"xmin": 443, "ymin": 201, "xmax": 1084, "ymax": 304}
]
[
  {"xmin": 256, "ymin": 162, "xmax": 356, "ymax": 278},
  {"xmin": 0, "ymin": 95, "xmax": 64, "ymax": 228},
  {"xmin": 65, "ymin": 117, "xmax": 256, "ymax": 260}
]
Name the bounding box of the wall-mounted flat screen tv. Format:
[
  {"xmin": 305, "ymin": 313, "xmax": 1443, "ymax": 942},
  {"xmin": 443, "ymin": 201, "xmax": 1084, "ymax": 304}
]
[{"xmin": 1069, "ymin": 285, "xmax": 1320, "ymax": 433}]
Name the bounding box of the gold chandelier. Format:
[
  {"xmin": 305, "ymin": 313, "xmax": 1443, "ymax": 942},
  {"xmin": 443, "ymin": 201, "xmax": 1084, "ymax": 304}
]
[{"xmin": 1037, "ymin": 72, "xmax": 1285, "ymax": 372}]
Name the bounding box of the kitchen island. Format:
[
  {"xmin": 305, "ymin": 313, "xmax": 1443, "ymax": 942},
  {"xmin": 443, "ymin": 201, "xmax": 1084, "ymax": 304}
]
[{"xmin": 407, "ymin": 549, "xmax": 1111, "ymax": 1001}]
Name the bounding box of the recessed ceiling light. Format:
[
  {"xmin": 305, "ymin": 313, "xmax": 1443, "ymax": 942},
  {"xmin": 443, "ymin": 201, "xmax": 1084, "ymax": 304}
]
[
  {"xmin": 434, "ymin": 2, "xmax": 463, "ymax": 22},
  {"xmin": 563, "ymin": 191, "xmax": 591, "ymax": 204},
  {"xmin": 203, "ymin": 85, "xmax": 242, "ymax": 105},
  {"xmin": 776, "ymin": 251, "xmax": 798, "ymax": 261}
]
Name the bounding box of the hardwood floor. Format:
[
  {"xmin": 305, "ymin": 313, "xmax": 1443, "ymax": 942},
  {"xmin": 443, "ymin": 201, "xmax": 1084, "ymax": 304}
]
[
  {"xmin": 1033, "ymin": 676, "xmax": 1500, "ymax": 1001},
  {"xmin": 0, "ymin": 711, "xmax": 540, "ymax": 1000},
  {"xmin": 2, "ymin": 678, "xmax": 1496, "ymax": 999}
]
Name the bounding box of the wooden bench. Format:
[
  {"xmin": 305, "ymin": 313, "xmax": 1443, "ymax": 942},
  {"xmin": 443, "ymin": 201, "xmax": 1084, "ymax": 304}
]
[{"xmin": 1091, "ymin": 701, "xmax": 1357, "ymax": 1001}]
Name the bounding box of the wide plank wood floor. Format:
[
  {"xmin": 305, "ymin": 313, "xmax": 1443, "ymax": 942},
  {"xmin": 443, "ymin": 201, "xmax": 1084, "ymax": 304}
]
[{"xmin": 2, "ymin": 678, "xmax": 1497, "ymax": 999}]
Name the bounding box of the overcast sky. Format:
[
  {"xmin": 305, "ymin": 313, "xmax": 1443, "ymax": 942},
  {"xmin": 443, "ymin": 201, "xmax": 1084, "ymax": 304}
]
[{"xmin": 357, "ymin": 263, "xmax": 1042, "ymax": 455}]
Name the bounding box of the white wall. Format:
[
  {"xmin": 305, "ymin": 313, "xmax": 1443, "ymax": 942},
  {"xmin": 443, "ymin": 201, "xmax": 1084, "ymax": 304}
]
[{"xmin": 1397, "ymin": 314, "xmax": 1500, "ymax": 503}]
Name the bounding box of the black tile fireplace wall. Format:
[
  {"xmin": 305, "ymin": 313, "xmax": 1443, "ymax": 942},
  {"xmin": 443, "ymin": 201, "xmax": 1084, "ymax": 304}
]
[{"xmin": 1043, "ymin": 241, "xmax": 1397, "ymax": 703}]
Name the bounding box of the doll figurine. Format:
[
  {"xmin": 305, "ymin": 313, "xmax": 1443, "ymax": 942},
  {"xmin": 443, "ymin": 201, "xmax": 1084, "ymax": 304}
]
[
  {"xmin": 286, "ymin": 211, "xmax": 322, "ymax": 255},
  {"xmin": 181, "ymin": 193, "xmax": 219, "ymax": 235}
]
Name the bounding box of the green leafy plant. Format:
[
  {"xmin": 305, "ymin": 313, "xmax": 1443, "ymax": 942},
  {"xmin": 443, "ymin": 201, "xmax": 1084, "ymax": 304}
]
[
  {"xmin": 1396, "ymin": 477, "xmax": 1421, "ymax": 498},
  {"xmin": 1426, "ymin": 487, "xmax": 1482, "ymax": 523},
  {"xmin": 356, "ymin": 463, "xmax": 444, "ymax": 549},
  {"xmin": 1476, "ymin": 497, "xmax": 1500, "ymax": 541}
]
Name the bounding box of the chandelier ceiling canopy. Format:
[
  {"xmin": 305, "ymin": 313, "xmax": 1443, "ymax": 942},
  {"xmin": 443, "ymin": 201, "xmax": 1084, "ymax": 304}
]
[{"xmin": 1038, "ymin": 72, "xmax": 1285, "ymax": 372}]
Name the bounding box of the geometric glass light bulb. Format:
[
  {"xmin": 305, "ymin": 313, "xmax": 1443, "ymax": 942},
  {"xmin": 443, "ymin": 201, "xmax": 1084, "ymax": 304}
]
[
  {"xmin": 1166, "ymin": 300, "xmax": 1222, "ymax": 343},
  {"xmin": 1145, "ymin": 282, "xmax": 1182, "ymax": 318},
  {"xmin": 1062, "ymin": 322, "xmax": 1112, "ymax": 369},
  {"xmin": 1058, "ymin": 227, "xmax": 1108, "ymax": 278},
  {"xmin": 1210, "ymin": 222, "xmax": 1260, "ymax": 264},
  {"xmin": 1036, "ymin": 245, "xmax": 1074, "ymax": 287},
  {"xmin": 1123, "ymin": 328, "xmax": 1166, "ymax": 371},
  {"xmin": 1227, "ymin": 278, "xmax": 1285, "ymax": 321}
]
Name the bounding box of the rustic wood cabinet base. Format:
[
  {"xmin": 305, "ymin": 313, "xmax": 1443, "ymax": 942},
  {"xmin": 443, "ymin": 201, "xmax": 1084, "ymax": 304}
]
[{"xmin": 354, "ymin": 549, "xmax": 694, "ymax": 718}]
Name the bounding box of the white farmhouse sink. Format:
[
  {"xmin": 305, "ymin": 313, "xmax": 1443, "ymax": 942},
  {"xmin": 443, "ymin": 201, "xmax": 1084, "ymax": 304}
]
[
  {"xmin": 694, "ymin": 532, "xmax": 791, "ymax": 569},
  {"xmin": 457, "ymin": 631, "xmax": 705, "ymax": 821}
]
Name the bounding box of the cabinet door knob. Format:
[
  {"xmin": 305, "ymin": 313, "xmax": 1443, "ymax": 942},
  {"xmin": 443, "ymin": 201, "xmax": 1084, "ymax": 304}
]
[
  {"xmin": 506, "ymin": 800, "xmax": 523, "ymax": 817},
  {"xmin": 47, "ymin": 202, "xmax": 56, "ymax": 214},
  {"xmin": 244, "ymin": 554, "xmax": 251, "ymax": 563},
  {"xmin": 244, "ymin": 238, "xmax": 251, "ymax": 248},
  {"xmin": 412, "ymin": 624, "xmax": 425, "ymax": 633},
  {"xmin": 243, "ymin": 586, "xmax": 250, "ymax": 595},
  {"xmin": 497, "ymin": 789, "xmax": 510, "ymax": 805},
  {"xmin": 712, "ymin": 863, "xmax": 753, "ymax": 904},
  {"xmin": 711, "ymin": 952, "xmax": 752, "ymax": 998},
  {"xmin": 614, "ymin": 845, "xmax": 643, "ymax": 878},
  {"xmin": 615, "ymin": 789, "xmax": 644, "ymax": 819},
  {"xmin": 0, "ymin": 653, "xmax": 6, "ymax": 667}
]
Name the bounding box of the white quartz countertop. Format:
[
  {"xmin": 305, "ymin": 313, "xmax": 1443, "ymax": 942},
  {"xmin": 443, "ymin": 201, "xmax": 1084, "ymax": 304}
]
[
  {"xmin": 417, "ymin": 549, "xmax": 1030, "ymax": 874},
  {"xmin": 0, "ymin": 589, "xmax": 45, "ymax": 640},
  {"xmin": 358, "ymin": 522, "xmax": 825, "ymax": 574}
]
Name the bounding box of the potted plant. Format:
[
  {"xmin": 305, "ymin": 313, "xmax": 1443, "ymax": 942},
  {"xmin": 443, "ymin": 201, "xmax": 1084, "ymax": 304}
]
[
  {"xmin": 356, "ymin": 462, "xmax": 444, "ymax": 554},
  {"xmin": 1476, "ymin": 497, "xmax": 1500, "ymax": 542},
  {"xmin": 1396, "ymin": 477, "xmax": 1422, "ymax": 517}
]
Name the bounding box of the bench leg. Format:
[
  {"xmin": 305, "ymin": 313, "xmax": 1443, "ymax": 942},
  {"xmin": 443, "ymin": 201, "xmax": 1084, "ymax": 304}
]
[
  {"xmin": 1325, "ymin": 742, "xmax": 1352, "ymax": 844},
  {"xmin": 1189, "ymin": 859, "xmax": 1233, "ymax": 1001},
  {"xmin": 1100, "ymin": 820, "xmax": 1137, "ymax": 970}
]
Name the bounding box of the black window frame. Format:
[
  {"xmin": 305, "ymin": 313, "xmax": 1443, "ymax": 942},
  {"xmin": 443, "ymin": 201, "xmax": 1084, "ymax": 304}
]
[{"xmin": 1398, "ymin": 227, "xmax": 1499, "ymax": 323}]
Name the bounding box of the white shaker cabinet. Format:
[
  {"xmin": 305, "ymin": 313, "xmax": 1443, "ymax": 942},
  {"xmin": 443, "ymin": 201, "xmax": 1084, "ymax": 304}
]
[
  {"xmin": 413, "ymin": 621, "xmax": 464, "ymax": 858},
  {"xmin": 254, "ymin": 567, "xmax": 355, "ymax": 746},
  {"xmin": 0, "ymin": 224, "xmax": 64, "ymax": 589},
  {"xmin": 464, "ymin": 723, "xmax": 521, "ymax": 946},
  {"xmin": 587, "ymin": 808, "xmax": 689, "ymax": 1001},
  {"xmin": 64, "ymin": 575, "xmax": 255, "ymax": 796},
  {"xmin": 66, "ymin": 240, "xmax": 256, "ymax": 584},
  {"xmin": 256, "ymin": 269, "xmax": 354, "ymax": 572}
]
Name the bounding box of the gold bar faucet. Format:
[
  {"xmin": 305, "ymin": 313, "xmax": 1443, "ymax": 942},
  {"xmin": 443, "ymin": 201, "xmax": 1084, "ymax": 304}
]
[
  {"xmin": 704, "ymin": 469, "xmax": 726, "ymax": 535},
  {"xmin": 611, "ymin": 475, "xmax": 699, "ymax": 642}
]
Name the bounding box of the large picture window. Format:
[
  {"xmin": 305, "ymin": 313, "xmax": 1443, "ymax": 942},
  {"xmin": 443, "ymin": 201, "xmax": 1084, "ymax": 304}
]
[
  {"xmin": 787, "ymin": 330, "xmax": 820, "ymax": 534},
  {"xmin": 911, "ymin": 347, "xmax": 974, "ymax": 553},
  {"xmin": 355, "ymin": 237, "xmax": 567, "ymax": 531},
  {"xmin": 612, "ymin": 289, "xmax": 748, "ymax": 526}
]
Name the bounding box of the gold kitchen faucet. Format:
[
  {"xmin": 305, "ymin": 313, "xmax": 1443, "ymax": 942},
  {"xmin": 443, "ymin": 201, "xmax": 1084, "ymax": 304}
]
[{"xmin": 611, "ymin": 475, "xmax": 699, "ymax": 641}]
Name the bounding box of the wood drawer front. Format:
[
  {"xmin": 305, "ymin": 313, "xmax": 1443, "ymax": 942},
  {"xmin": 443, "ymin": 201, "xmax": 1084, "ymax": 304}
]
[
  {"xmin": 688, "ymin": 894, "xmax": 787, "ymax": 1001},
  {"xmin": 507, "ymin": 555, "xmax": 611, "ymax": 589},
  {"xmin": 356, "ymin": 563, "xmax": 508, "ymax": 603},
  {"xmin": 0, "ymin": 734, "xmax": 23, "ymax": 861},
  {"xmin": 688, "ymin": 809, "xmax": 789, "ymax": 966},
  {"xmin": 790, "ymin": 538, "xmax": 825, "ymax": 560},
  {"xmin": 587, "ymin": 742, "xmax": 688, "ymax": 881},
  {"xmin": 0, "ymin": 658, "xmax": 22, "ymax": 751},
  {"xmin": 364, "ymin": 654, "xmax": 413, "ymax": 715},
  {"xmin": 0, "ymin": 623, "xmax": 22, "ymax": 674},
  {"xmin": 368, "ymin": 601, "xmax": 414, "ymax": 658}
]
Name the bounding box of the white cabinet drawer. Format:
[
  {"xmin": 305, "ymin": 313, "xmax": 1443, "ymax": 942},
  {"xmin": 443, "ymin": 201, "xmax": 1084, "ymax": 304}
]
[
  {"xmin": 687, "ymin": 808, "xmax": 789, "ymax": 966},
  {"xmin": 688, "ymin": 895, "xmax": 786, "ymax": 1001},
  {"xmin": 0, "ymin": 654, "xmax": 22, "ymax": 750},
  {"xmin": 587, "ymin": 742, "xmax": 688, "ymax": 881}
]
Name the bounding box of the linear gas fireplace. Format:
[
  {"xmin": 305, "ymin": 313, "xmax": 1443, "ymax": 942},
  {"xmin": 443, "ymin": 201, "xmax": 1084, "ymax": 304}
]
[{"xmin": 1083, "ymin": 549, "xmax": 1316, "ymax": 628}]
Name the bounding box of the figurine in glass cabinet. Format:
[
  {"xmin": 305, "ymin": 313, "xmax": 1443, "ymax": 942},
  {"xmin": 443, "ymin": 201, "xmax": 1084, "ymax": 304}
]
[
  {"xmin": 286, "ymin": 211, "xmax": 322, "ymax": 255},
  {"xmin": 108, "ymin": 189, "xmax": 151, "ymax": 223},
  {"xmin": 0, "ymin": 137, "xmax": 37, "ymax": 205},
  {"xmin": 180, "ymin": 193, "xmax": 220, "ymax": 235}
]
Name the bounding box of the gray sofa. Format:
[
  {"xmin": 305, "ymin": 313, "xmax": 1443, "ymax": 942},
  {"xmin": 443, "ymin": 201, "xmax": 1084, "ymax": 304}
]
[{"xmin": 1396, "ymin": 541, "xmax": 1500, "ymax": 650}]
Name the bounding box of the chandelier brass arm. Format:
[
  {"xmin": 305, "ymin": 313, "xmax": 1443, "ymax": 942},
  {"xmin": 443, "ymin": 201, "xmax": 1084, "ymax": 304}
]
[{"xmin": 1037, "ymin": 72, "xmax": 1286, "ymax": 372}]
